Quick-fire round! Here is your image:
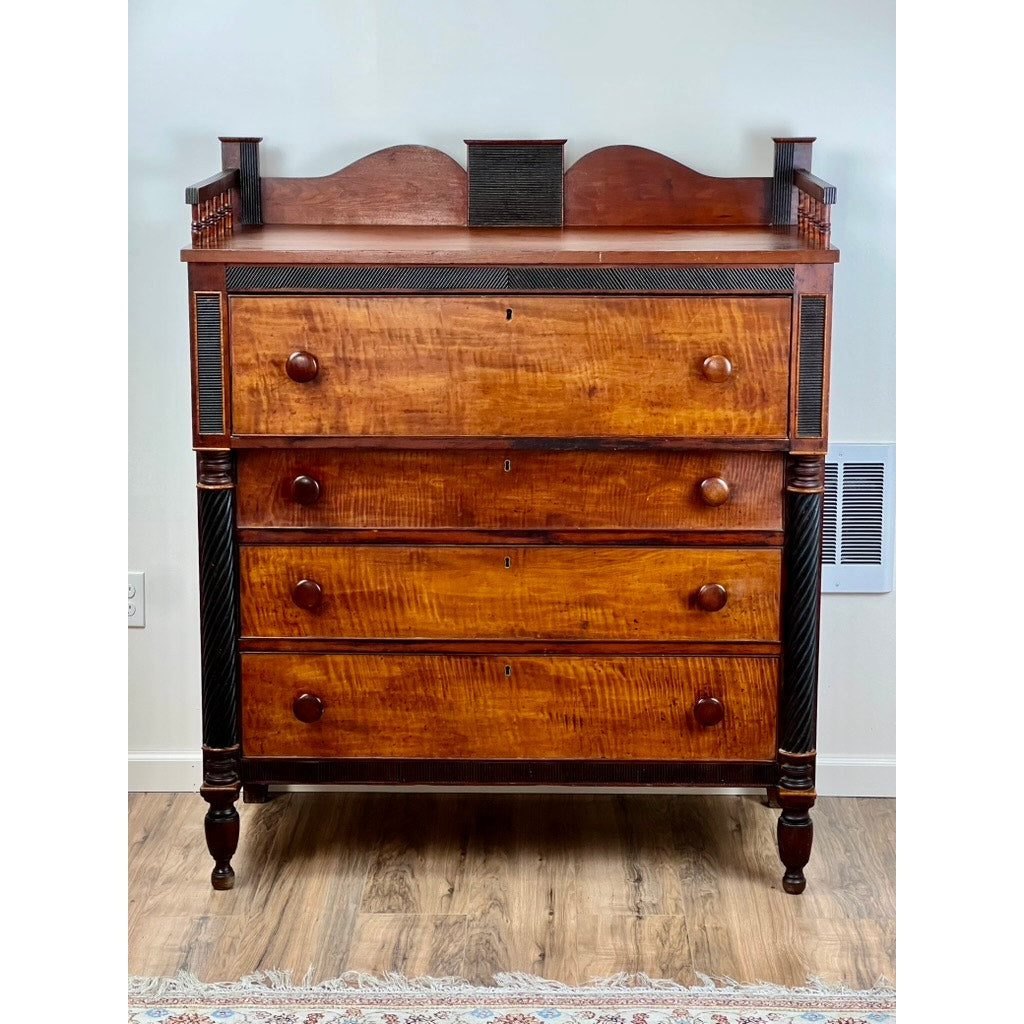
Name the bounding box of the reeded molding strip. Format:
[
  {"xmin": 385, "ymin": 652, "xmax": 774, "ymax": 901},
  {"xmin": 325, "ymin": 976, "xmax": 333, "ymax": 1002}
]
[
  {"xmin": 225, "ymin": 264, "xmax": 795, "ymax": 293},
  {"xmin": 242, "ymin": 757, "xmax": 778, "ymax": 787}
]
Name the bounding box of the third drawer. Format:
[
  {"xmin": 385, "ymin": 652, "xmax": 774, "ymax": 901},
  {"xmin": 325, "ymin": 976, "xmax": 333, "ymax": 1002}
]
[{"xmin": 239, "ymin": 544, "xmax": 781, "ymax": 641}]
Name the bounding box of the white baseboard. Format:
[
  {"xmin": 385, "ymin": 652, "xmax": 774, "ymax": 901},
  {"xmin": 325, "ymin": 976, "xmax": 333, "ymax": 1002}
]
[
  {"xmin": 128, "ymin": 752, "xmax": 201, "ymax": 793},
  {"xmin": 816, "ymin": 756, "xmax": 896, "ymax": 797},
  {"xmin": 129, "ymin": 752, "xmax": 895, "ymax": 798}
]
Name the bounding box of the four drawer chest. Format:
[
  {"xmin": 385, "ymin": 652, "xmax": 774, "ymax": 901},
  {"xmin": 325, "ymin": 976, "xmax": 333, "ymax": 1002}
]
[{"xmin": 182, "ymin": 135, "xmax": 838, "ymax": 894}]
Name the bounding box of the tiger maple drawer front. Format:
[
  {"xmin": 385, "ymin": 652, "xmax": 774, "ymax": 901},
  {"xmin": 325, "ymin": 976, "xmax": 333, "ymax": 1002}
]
[
  {"xmin": 235, "ymin": 450, "xmax": 785, "ymax": 531},
  {"xmin": 240, "ymin": 653, "xmax": 778, "ymax": 760},
  {"xmin": 239, "ymin": 545, "xmax": 781, "ymax": 641},
  {"xmin": 229, "ymin": 295, "xmax": 791, "ymax": 438}
]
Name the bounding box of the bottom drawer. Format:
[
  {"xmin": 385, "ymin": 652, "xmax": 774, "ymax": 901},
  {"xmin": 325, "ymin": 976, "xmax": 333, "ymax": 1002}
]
[{"xmin": 241, "ymin": 654, "xmax": 778, "ymax": 761}]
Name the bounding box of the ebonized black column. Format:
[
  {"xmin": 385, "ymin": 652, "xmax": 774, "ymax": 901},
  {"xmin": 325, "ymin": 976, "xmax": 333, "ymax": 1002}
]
[
  {"xmin": 777, "ymin": 453, "xmax": 824, "ymax": 894},
  {"xmin": 197, "ymin": 449, "xmax": 242, "ymax": 890}
]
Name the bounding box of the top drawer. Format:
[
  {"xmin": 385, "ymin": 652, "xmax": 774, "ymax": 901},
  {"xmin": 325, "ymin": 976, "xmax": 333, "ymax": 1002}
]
[{"xmin": 229, "ymin": 296, "xmax": 791, "ymax": 438}]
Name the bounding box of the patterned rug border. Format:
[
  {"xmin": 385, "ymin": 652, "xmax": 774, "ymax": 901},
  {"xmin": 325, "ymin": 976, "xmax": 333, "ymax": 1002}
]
[
  {"xmin": 129, "ymin": 970, "xmax": 896, "ymax": 1015},
  {"xmin": 130, "ymin": 969, "xmax": 895, "ymax": 995}
]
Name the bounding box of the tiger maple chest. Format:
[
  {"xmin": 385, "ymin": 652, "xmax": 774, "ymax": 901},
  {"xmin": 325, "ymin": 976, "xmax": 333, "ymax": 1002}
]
[{"xmin": 183, "ymin": 135, "xmax": 838, "ymax": 893}]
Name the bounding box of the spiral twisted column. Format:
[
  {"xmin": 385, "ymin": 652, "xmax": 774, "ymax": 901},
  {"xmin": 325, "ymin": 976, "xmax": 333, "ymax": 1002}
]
[
  {"xmin": 197, "ymin": 450, "xmax": 241, "ymax": 889},
  {"xmin": 777, "ymin": 454, "xmax": 824, "ymax": 894}
]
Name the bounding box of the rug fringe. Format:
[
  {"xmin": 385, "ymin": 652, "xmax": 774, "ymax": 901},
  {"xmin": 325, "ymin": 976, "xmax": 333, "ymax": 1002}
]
[{"xmin": 128, "ymin": 969, "xmax": 895, "ymax": 999}]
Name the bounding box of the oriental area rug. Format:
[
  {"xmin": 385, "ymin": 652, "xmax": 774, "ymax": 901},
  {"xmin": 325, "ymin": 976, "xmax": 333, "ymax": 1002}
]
[{"xmin": 127, "ymin": 972, "xmax": 896, "ymax": 1023}]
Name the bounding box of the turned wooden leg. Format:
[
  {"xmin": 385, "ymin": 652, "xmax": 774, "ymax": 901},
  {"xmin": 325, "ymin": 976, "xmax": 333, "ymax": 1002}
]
[
  {"xmin": 201, "ymin": 783, "xmax": 241, "ymax": 889},
  {"xmin": 775, "ymin": 749, "xmax": 816, "ymax": 895},
  {"xmin": 242, "ymin": 783, "xmax": 271, "ymax": 804},
  {"xmin": 777, "ymin": 800, "xmax": 814, "ymax": 894},
  {"xmin": 201, "ymin": 743, "xmax": 242, "ymax": 890}
]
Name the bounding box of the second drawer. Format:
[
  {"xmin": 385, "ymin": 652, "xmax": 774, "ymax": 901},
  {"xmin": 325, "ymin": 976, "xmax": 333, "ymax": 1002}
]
[
  {"xmin": 236, "ymin": 450, "xmax": 784, "ymax": 532},
  {"xmin": 239, "ymin": 545, "xmax": 781, "ymax": 641}
]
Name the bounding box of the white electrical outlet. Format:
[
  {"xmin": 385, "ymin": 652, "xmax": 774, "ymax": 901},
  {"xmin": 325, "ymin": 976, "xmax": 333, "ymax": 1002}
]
[{"xmin": 128, "ymin": 571, "xmax": 146, "ymax": 627}]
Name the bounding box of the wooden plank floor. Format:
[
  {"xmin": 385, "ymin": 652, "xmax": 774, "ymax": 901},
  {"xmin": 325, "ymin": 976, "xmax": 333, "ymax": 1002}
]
[{"xmin": 128, "ymin": 791, "xmax": 894, "ymax": 988}]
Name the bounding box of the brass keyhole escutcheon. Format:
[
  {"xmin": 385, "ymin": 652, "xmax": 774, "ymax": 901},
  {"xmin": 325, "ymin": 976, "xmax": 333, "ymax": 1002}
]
[
  {"xmin": 504, "ymin": 459, "xmax": 511, "ymax": 472},
  {"xmin": 504, "ymin": 556, "xmax": 511, "ymax": 569}
]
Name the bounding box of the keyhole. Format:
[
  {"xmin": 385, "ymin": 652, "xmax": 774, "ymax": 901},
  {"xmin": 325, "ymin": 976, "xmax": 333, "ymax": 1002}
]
[
  {"xmin": 504, "ymin": 556, "xmax": 511, "ymax": 569},
  {"xmin": 505, "ymin": 665, "xmax": 512, "ymax": 677},
  {"xmin": 504, "ymin": 459, "xmax": 511, "ymax": 472},
  {"xmin": 506, "ymin": 308, "xmax": 513, "ymax": 320}
]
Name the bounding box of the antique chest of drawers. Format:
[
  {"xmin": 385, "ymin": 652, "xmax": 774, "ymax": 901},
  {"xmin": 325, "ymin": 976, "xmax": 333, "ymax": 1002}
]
[{"xmin": 183, "ymin": 135, "xmax": 838, "ymax": 893}]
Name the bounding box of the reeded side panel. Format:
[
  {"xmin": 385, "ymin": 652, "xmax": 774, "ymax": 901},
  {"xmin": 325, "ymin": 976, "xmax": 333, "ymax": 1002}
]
[
  {"xmin": 238, "ymin": 545, "xmax": 782, "ymax": 642},
  {"xmin": 796, "ymin": 295, "xmax": 826, "ymax": 437},
  {"xmin": 241, "ymin": 653, "xmax": 779, "ymax": 760},
  {"xmin": 194, "ymin": 293, "xmax": 224, "ymax": 435}
]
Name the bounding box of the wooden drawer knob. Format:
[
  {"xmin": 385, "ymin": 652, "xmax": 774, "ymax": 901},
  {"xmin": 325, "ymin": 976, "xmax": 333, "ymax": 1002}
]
[
  {"xmin": 701, "ymin": 354, "xmax": 733, "ymax": 382},
  {"xmin": 290, "ymin": 475, "xmax": 321, "ymax": 505},
  {"xmin": 694, "ymin": 696, "xmax": 725, "ymax": 728},
  {"xmin": 293, "ymin": 693, "xmax": 324, "ymax": 723},
  {"xmin": 286, "ymin": 351, "xmax": 319, "ymax": 383},
  {"xmin": 696, "ymin": 583, "xmax": 728, "ymax": 612},
  {"xmin": 699, "ymin": 477, "xmax": 731, "ymax": 506},
  {"xmin": 291, "ymin": 578, "xmax": 323, "ymax": 610}
]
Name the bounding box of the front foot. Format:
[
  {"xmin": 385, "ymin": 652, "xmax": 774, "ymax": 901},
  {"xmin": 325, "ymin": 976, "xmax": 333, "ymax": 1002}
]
[
  {"xmin": 202, "ymin": 784, "xmax": 240, "ymax": 890},
  {"xmin": 777, "ymin": 803, "xmax": 814, "ymax": 894}
]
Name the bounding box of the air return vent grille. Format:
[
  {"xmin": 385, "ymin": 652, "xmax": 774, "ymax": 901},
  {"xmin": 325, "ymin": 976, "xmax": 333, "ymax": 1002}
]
[{"xmin": 821, "ymin": 444, "xmax": 894, "ymax": 593}]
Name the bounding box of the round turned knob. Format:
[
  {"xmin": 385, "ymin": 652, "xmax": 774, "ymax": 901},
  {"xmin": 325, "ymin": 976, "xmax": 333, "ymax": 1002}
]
[
  {"xmin": 694, "ymin": 696, "xmax": 725, "ymax": 728},
  {"xmin": 291, "ymin": 578, "xmax": 323, "ymax": 610},
  {"xmin": 285, "ymin": 351, "xmax": 319, "ymax": 383},
  {"xmin": 701, "ymin": 354, "xmax": 733, "ymax": 383},
  {"xmin": 290, "ymin": 474, "xmax": 321, "ymax": 506},
  {"xmin": 696, "ymin": 583, "xmax": 728, "ymax": 612},
  {"xmin": 293, "ymin": 693, "xmax": 324, "ymax": 723},
  {"xmin": 699, "ymin": 477, "xmax": 731, "ymax": 507}
]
